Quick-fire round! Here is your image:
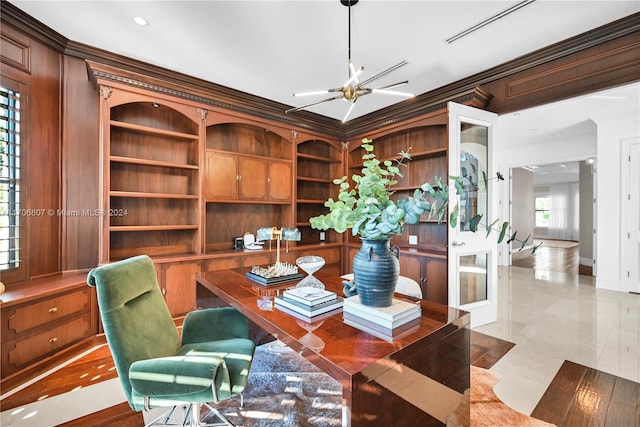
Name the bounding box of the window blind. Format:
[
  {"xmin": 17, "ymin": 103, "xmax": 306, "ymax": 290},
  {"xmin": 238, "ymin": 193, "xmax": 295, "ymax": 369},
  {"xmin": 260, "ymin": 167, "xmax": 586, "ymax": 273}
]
[{"xmin": 0, "ymin": 85, "xmax": 22, "ymax": 271}]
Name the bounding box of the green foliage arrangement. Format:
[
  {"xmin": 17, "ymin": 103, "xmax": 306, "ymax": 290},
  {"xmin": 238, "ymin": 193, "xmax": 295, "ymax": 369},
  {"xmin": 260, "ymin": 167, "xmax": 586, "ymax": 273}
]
[{"xmin": 309, "ymin": 138, "xmax": 540, "ymax": 252}]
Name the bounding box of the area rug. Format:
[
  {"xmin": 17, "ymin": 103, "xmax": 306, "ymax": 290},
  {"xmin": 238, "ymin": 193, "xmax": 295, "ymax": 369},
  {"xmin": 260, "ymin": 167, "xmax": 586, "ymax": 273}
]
[
  {"xmin": 446, "ymin": 366, "xmax": 556, "ymax": 427},
  {"xmin": 207, "ymin": 343, "xmax": 343, "ymax": 427}
]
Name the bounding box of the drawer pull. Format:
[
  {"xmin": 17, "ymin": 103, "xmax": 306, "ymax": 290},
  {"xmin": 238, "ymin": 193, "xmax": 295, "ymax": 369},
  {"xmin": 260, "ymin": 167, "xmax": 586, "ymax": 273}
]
[
  {"xmin": 49, "ymin": 337, "xmax": 58, "ymax": 343},
  {"xmin": 49, "ymin": 307, "xmax": 58, "ymax": 313}
]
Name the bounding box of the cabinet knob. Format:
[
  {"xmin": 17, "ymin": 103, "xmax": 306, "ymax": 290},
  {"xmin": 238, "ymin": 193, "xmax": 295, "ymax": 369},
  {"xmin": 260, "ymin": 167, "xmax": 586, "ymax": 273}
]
[
  {"xmin": 48, "ymin": 307, "xmax": 58, "ymax": 313},
  {"xmin": 236, "ymin": 175, "xmax": 241, "ymax": 181},
  {"xmin": 49, "ymin": 337, "xmax": 58, "ymax": 343}
]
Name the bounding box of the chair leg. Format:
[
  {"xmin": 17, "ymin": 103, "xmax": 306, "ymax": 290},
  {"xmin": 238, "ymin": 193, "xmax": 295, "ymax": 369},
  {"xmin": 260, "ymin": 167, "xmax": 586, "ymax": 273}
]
[
  {"xmin": 143, "ymin": 406, "xmax": 179, "ymax": 427},
  {"xmin": 189, "ymin": 403, "xmax": 200, "ymax": 426},
  {"xmin": 143, "ymin": 403, "xmax": 234, "ymax": 427},
  {"xmin": 201, "ymin": 402, "xmax": 235, "ymax": 426}
]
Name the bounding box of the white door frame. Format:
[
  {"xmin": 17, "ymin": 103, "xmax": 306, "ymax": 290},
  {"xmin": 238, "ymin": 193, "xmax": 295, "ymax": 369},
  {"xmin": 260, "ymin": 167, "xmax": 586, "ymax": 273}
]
[
  {"xmin": 447, "ymin": 102, "xmax": 498, "ymax": 328},
  {"xmin": 621, "ymin": 137, "xmax": 640, "ymax": 293}
]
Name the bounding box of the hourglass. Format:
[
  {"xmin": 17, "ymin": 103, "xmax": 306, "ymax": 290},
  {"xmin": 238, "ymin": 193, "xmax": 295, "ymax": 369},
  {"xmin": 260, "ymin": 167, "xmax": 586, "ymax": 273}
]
[
  {"xmin": 295, "ymin": 256, "xmax": 325, "ymax": 289},
  {"xmin": 296, "ymin": 319, "xmax": 326, "ymax": 352}
]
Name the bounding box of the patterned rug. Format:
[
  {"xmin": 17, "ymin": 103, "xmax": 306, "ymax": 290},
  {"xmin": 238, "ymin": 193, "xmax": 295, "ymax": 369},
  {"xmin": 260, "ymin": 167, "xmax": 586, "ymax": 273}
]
[
  {"xmin": 207, "ymin": 343, "xmax": 343, "ymax": 427},
  {"xmin": 446, "ymin": 366, "xmax": 556, "ymax": 427}
]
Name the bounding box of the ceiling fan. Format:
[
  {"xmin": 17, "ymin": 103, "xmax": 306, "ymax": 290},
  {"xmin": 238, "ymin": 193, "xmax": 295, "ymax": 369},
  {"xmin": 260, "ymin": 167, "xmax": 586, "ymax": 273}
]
[{"xmin": 285, "ymin": 0, "xmax": 415, "ymax": 122}]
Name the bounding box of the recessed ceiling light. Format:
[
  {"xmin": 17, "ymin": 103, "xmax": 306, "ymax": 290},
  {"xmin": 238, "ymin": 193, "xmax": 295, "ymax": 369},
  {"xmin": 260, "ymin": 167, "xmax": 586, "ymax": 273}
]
[{"xmin": 132, "ymin": 16, "xmax": 148, "ymax": 26}]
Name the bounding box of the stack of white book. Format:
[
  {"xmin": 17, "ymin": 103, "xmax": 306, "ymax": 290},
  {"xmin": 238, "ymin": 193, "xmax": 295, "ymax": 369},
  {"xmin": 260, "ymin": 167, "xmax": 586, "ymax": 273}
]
[
  {"xmin": 274, "ymin": 287, "xmax": 343, "ymax": 322},
  {"xmin": 343, "ymin": 296, "xmax": 422, "ymax": 341}
]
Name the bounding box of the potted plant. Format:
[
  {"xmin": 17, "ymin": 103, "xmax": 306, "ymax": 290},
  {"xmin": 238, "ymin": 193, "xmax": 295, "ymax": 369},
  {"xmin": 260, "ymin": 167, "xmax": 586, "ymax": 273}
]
[{"xmin": 309, "ymin": 138, "xmax": 519, "ymax": 307}]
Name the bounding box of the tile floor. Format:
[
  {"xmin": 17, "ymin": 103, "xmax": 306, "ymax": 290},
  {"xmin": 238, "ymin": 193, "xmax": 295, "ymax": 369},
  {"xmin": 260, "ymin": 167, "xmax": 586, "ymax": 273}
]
[{"xmin": 474, "ymin": 266, "xmax": 640, "ymax": 415}]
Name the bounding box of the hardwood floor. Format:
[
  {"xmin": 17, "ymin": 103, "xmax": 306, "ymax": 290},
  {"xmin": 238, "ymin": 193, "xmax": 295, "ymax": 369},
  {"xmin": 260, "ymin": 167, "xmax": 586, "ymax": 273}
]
[
  {"xmin": 532, "ymin": 360, "xmax": 640, "ymax": 427},
  {"xmin": 470, "ymin": 330, "xmax": 515, "ymax": 370},
  {"xmin": 511, "ymin": 239, "xmax": 581, "ymax": 274}
]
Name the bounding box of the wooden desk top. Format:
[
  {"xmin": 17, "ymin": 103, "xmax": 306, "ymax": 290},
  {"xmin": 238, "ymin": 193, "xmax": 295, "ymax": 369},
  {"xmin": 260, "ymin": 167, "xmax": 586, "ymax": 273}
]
[{"xmin": 196, "ymin": 268, "xmax": 470, "ymax": 389}]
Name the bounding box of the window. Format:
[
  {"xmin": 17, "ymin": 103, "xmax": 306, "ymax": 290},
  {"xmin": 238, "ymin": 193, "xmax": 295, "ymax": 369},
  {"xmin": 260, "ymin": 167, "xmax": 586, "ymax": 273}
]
[
  {"xmin": 535, "ymin": 196, "xmax": 550, "ymax": 227},
  {"xmin": 0, "ymin": 79, "xmax": 22, "ymax": 277}
]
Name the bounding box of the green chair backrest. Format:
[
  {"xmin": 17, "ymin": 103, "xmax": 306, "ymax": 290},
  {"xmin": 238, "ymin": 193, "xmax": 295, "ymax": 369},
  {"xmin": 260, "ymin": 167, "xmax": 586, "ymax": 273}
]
[{"xmin": 87, "ymin": 255, "xmax": 181, "ymax": 407}]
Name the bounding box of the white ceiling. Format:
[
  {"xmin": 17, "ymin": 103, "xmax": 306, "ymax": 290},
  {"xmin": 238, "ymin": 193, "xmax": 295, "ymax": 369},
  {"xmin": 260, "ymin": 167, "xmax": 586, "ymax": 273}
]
[{"xmin": 9, "ymin": 0, "xmax": 640, "ymax": 122}]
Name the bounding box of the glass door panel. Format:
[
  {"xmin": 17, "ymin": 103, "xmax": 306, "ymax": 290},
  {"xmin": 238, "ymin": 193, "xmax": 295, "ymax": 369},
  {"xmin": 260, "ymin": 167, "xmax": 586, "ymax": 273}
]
[
  {"xmin": 459, "ymin": 253, "xmax": 488, "ymax": 305},
  {"xmin": 448, "ymin": 102, "xmax": 498, "ymax": 328}
]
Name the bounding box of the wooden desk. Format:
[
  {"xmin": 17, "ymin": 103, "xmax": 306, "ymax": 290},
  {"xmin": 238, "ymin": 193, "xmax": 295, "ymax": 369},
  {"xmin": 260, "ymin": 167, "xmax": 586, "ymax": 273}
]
[{"xmin": 196, "ymin": 269, "xmax": 470, "ymax": 427}]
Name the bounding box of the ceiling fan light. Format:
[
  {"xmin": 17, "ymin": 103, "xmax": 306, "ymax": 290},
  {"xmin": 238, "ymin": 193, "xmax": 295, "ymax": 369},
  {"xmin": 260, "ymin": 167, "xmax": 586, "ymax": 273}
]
[
  {"xmin": 342, "ymin": 100, "xmax": 357, "ymax": 123},
  {"xmin": 286, "ymin": 1, "xmax": 410, "ymax": 119},
  {"xmin": 371, "ymin": 88, "xmax": 415, "ymax": 98},
  {"xmin": 343, "ymin": 66, "xmax": 363, "ymax": 87},
  {"xmin": 294, "ymin": 90, "xmax": 330, "ymax": 97}
]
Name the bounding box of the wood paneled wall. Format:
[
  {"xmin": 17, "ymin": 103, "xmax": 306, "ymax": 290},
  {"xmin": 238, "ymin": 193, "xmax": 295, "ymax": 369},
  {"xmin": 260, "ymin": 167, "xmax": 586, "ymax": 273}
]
[
  {"xmin": 1, "ymin": 2, "xmax": 639, "ymax": 281},
  {"xmin": 0, "ymin": 21, "xmax": 62, "ymax": 280},
  {"xmin": 61, "ymin": 56, "xmax": 100, "ymax": 271}
]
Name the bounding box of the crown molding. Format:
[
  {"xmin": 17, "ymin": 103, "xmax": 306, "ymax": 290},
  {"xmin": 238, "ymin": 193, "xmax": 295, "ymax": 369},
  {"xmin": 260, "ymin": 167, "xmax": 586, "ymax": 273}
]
[
  {"xmin": 0, "ymin": 0, "xmax": 66, "ymax": 52},
  {"xmin": 3, "ymin": 1, "xmax": 639, "ymax": 140}
]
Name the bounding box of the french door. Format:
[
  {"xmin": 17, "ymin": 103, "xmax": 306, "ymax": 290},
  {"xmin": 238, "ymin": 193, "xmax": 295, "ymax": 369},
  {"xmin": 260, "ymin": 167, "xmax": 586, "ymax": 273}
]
[{"xmin": 447, "ymin": 102, "xmax": 498, "ymax": 328}]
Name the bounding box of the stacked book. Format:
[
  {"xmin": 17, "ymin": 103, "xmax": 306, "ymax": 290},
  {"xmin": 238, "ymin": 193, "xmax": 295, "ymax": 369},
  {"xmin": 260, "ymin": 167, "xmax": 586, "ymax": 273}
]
[
  {"xmin": 343, "ymin": 296, "xmax": 422, "ymax": 342},
  {"xmin": 274, "ymin": 287, "xmax": 343, "ymax": 322}
]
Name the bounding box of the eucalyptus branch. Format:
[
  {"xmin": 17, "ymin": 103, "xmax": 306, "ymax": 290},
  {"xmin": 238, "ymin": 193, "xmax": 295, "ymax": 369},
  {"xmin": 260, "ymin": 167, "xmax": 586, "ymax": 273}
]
[
  {"xmin": 449, "ymin": 172, "xmax": 542, "ymax": 254},
  {"xmin": 309, "ymin": 138, "xmax": 542, "ymax": 254}
]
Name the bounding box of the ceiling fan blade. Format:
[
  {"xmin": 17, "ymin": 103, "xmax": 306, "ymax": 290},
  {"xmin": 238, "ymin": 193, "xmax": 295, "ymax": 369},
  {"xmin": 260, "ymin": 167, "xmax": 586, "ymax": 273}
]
[
  {"xmin": 375, "ymin": 80, "xmax": 409, "ymax": 90},
  {"xmin": 285, "ymin": 95, "xmax": 344, "ymax": 113},
  {"xmin": 359, "ymin": 60, "xmax": 408, "ymax": 87}
]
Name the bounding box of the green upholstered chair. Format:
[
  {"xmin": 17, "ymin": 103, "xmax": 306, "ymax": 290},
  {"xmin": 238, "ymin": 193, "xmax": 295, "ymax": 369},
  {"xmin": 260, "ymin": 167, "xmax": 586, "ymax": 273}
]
[{"xmin": 87, "ymin": 255, "xmax": 255, "ymax": 427}]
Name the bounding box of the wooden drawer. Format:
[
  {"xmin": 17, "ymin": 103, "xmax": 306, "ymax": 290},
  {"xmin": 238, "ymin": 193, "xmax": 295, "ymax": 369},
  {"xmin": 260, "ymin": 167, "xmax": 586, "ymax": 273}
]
[
  {"xmin": 5, "ymin": 288, "xmax": 91, "ymax": 336},
  {"xmin": 4, "ymin": 314, "xmax": 91, "ymax": 374}
]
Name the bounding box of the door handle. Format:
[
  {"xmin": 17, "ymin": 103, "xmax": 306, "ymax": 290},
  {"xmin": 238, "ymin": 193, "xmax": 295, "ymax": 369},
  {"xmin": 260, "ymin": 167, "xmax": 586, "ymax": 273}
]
[{"xmin": 451, "ymin": 241, "xmax": 466, "ymax": 247}]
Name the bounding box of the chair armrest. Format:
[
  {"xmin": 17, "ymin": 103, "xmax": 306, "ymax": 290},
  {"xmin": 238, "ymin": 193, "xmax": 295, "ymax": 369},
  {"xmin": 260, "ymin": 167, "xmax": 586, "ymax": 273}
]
[
  {"xmin": 181, "ymin": 307, "xmax": 250, "ymax": 344},
  {"xmin": 129, "ymin": 354, "xmax": 232, "ymax": 401}
]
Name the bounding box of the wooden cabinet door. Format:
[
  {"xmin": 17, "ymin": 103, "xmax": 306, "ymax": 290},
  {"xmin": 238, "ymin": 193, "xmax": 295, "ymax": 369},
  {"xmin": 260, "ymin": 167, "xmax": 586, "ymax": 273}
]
[
  {"xmin": 399, "ymin": 253, "xmax": 422, "ymax": 285},
  {"xmin": 204, "ymin": 152, "xmax": 238, "ymax": 200},
  {"xmin": 161, "ymin": 261, "xmax": 202, "ymax": 316},
  {"xmin": 425, "ymin": 257, "xmax": 447, "ymax": 305},
  {"xmin": 238, "ymin": 157, "xmax": 268, "ymax": 200},
  {"xmin": 268, "ymin": 160, "xmax": 292, "ymax": 202}
]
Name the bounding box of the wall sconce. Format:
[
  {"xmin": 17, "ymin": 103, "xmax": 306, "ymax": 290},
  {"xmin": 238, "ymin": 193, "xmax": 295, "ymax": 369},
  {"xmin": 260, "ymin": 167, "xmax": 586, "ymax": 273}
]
[{"xmin": 257, "ymin": 227, "xmax": 301, "ymax": 266}]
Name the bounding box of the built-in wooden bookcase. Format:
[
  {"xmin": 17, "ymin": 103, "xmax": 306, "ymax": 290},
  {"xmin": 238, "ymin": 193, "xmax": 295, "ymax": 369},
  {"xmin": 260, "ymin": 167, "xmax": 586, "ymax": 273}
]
[
  {"xmin": 203, "ymin": 122, "xmax": 294, "ymax": 252},
  {"xmin": 347, "ymin": 124, "xmax": 448, "ymax": 252},
  {"xmin": 346, "ymin": 116, "xmax": 449, "ymax": 302},
  {"xmin": 295, "ymin": 139, "xmax": 344, "ymax": 245},
  {"xmin": 100, "ymin": 88, "xmax": 203, "ymax": 262}
]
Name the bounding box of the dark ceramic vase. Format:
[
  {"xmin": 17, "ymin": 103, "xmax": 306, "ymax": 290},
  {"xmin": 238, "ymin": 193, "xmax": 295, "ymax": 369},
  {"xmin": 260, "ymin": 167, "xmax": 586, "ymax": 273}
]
[{"xmin": 352, "ymin": 238, "xmax": 400, "ymax": 307}]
